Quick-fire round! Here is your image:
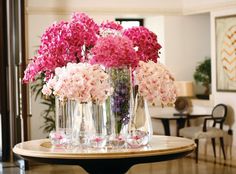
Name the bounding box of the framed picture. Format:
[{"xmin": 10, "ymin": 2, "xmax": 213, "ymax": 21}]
[{"xmin": 216, "ymin": 15, "xmax": 236, "ymax": 92}]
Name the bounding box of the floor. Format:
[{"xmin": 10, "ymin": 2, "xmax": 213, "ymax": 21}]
[{"xmin": 1, "ymin": 157, "xmax": 236, "ymax": 174}]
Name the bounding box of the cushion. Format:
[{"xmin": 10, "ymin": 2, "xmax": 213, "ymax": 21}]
[{"xmin": 179, "ymin": 126, "xmax": 224, "ymax": 139}]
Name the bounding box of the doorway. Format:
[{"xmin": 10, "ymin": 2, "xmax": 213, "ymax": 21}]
[{"xmin": 0, "ymin": 0, "xmax": 28, "ymax": 166}]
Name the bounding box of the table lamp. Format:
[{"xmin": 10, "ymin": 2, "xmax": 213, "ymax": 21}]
[{"xmin": 174, "ymin": 81, "xmax": 194, "ymax": 113}]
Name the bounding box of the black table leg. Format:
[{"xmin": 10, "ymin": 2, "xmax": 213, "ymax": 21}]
[
  {"xmin": 80, "ymin": 160, "xmax": 131, "ymax": 174},
  {"xmin": 160, "ymin": 119, "xmax": 171, "ymax": 136},
  {"xmin": 176, "ymin": 118, "xmax": 186, "ymax": 136}
]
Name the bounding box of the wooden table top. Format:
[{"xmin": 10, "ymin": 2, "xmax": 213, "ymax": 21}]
[{"xmin": 13, "ymin": 135, "xmax": 195, "ymax": 160}]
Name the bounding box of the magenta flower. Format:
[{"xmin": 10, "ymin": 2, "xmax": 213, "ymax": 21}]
[
  {"xmin": 23, "ymin": 13, "xmax": 99, "ymax": 83},
  {"xmin": 90, "ymin": 35, "xmax": 138, "ymax": 68},
  {"xmin": 23, "ymin": 21, "xmax": 76, "ymax": 83},
  {"xmin": 22, "ymin": 57, "xmax": 42, "ymax": 83},
  {"xmin": 70, "ymin": 13, "xmax": 99, "ymax": 47},
  {"xmin": 100, "ymin": 21, "xmax": 123, "ymax": 31},
  {"xmin": 123, "ymin": 26, "xmax": 162, "ymax": 63}
]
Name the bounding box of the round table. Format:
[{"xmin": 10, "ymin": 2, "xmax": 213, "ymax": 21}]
[{"xmin": 13, "ymin": 135, "xmax": 195, "ymax": 174}]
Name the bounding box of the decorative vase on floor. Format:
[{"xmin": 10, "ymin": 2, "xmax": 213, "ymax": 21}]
[
  {"xmin": 108, "ymin": 66, "xmax": 133, "ymax": 148},
  {"xmin": 127, "ymin": 94, "xmax": 153, "ymax": 148},
  {"xmin": 50, "ymin": 98, "xmax": 75, "ymax": 146},
  {"xmin": 72, "ymin": 102, "xmax": 94, "ymax": 147}
]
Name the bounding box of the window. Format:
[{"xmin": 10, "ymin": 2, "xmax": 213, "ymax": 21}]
[{"xmin": 115, "ymin": 18, "xmax": 144, "ymax": 29}]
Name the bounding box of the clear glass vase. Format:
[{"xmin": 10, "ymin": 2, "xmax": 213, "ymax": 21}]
[
  {"xmin": 127, "ymin": 94, "xmax": 153, "ymax": 148},
  {"xmin": 89, "ymin": 103, "xmax": 107, "ymax": 148},
  {"xmin": 108, "ymin": 66, "xmax": 133, "ymax": 148},
  {"xmin": 50, "ymin": 98, "xmax": 74, "ymax": 146},
  {"xmin": 72, "ymin": 102, "xmax": 94, "ymax": 147}
]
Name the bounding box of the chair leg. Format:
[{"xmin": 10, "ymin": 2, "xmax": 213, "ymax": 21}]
[
  {"xmin": 211, "ymin": 138, "xmax": 216, "ymax": 158},
  {"xmin": 219, "ymin": 137, "xmax": 226, "ymax": 160},
  {"xmin": 195, "ymin": 139, "xmax": 199, "ymax": 163}
]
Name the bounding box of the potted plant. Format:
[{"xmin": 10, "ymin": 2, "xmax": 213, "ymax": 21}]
[{"xmin": 194, "ymin": 57, "xmax": 211, "ymax": 99}]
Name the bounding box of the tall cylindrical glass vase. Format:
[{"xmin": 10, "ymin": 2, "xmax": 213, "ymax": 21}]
[
  {"xmin": 50, "ymin": 98, "xmax": 74, "ymax": 146},
  {"xmin": 108, "ymin": 66, "xmax": 133, "ymax": 148}
]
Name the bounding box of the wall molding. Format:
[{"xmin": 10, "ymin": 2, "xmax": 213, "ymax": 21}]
[
  {"xmin": 25, "ymin": 7, "xmax": 183, "ymax": 16},
  {"xmin": 183, "ymin": 1, "xmax": 236, "ymax": 15},
  {"xmin": 26, "ymin": 1, "xmax": 236, "ymax": 16}
]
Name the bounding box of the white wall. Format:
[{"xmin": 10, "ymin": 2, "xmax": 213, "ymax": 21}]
[
  {"xmin": 210, "ymin": 7, "xmax": 236, "ymax": 146},
  {"xmin": 145, "ymin": 16, "xmax": 165, "ymax": 63},
  {"xmin": 164, "ymin": 13, "xmax": 211, "ymax": 94}
]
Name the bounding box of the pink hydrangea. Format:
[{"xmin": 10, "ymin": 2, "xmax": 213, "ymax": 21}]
[
  {"xmin": 136, "ymin": 61, "xmax": 177, "ymax": 106},
  {"xmin": 123, "ymin": 26, "xmax": 162, "ymax": 63},
  {"xmin": 90, "ymin": 35, "xmax": 138, "ymax": 68}
]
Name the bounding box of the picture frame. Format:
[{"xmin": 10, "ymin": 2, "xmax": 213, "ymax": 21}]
[{"xmin": 215, "ymin": 15, "xmax": 236, "ymax": 92}]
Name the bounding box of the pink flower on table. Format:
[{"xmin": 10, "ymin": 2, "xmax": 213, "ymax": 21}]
[
  {"xmin": 90, "ymin": 35, "xmax": 138, "ymax": 68},
  {"xmin": 123, "ymin": 26, "xmax": 162, "ymax": 63},
  {"xmin": 53, "ymin": 132, "xmax": 64, "ymax": 140},
  {"xmin": 132, "ymin": 135, "xmax": 141, "ymax": 140}
]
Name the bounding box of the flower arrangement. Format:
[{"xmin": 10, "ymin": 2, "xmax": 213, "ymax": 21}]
[
  {"xmin": 136, "ymin": 61, "xmax": 177, "ymax": 106},
  {"xmin": 42, "ymin": 63, "xmax": 113, "ymax": 104},
  {"xmin": 23, "ymin": 12, "xmax": 176, "ymax": 147}
]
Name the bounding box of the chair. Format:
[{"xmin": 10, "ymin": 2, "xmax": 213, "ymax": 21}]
[{"xmin": 179, "ymin": 104, "xmax": 227, "ymax": 163}]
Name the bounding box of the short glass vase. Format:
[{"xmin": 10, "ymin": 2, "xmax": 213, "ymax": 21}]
[{"xmin": 127, "ymin": 94, "xmax": 153, "ymax": 148}]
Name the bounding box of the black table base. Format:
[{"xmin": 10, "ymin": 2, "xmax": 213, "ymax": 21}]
[{"xmin": 20, "ymin": 149, "xmax": 193, "ymax": 174}]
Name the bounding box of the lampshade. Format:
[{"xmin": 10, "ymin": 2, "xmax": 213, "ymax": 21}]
[{"xmin": 175, "ymin": 81, "xmax": 194, "ymax": 97}]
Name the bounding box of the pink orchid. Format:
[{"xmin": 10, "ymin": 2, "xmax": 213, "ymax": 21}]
[
  {"xmin": 42, "ymin": 63, "xmax": 113, "ymax": 104},
  {"xmin": 136, "ymin": 61, "xmax": 177, "ymax": 106},
  {"xmin": 123, "ymin": 26, "xmax": 162, "ymax": 63}
]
